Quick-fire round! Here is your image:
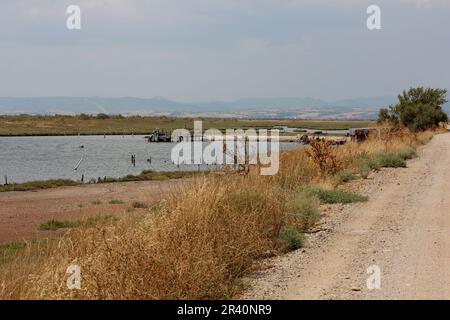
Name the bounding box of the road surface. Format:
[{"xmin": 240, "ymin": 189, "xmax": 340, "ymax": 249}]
[{"xmin": 246, "ymin": 132, "xmax": 450, "ymax": 300}]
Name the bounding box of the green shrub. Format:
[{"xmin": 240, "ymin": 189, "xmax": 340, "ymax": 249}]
[
  {"xmin": 397, "ymin": 147, "xmax": 417, "ymax": 160},
  {"xmin": 96, "ymin": 113, "xmax": 110, "ymax": 119},
  {"xmin": 278, "ymin": 227, "xmax": 304, "ymax": 252},
  {"xmin": 285, "ymin": 190, "xmax": 321, "ymax": 231},
  {"xmin": 337, "ymin": 170, "xmax": 358, "ymax": 183},
  {"xmin": 376, "ymin": 153, "xmax": 406, "ymax": 168},
  {"xmin": 39, "ymin": 219, "xmax": 77, "ymax": 231},
  {"xmin": 378, "ymin": 87, "xmax": 448, "ymax": 131},
  {"xmin": 306, "ymin": 188, "xmax": 368, "ymax": 204},
  {"xmin": 132, "ymin": 201, "xmax": 148, "ymax": 209},
  {"xmin": 39, "ymin": 215, "xmax": 118, "ymax": 231},
  {"xmin": 78, "ymin": 113, "xmax": 92, "ymax": 120},
  {"xmin": 109, "ymin": 199, "xmax": 124, "ymax": 205}
]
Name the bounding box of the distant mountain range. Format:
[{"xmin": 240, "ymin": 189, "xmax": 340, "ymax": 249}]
[{"xmin": 0, "ymin": 96, "xmax": 449, "ymax": 120}]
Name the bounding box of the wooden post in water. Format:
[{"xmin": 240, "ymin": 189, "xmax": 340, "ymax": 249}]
[{"xmin": 245, "ymin": 136, "xmax": 249, "ymax": 174}]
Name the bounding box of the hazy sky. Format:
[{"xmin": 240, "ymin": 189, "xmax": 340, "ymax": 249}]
[{"xmin": 0, "ymin": 0, "xmax": 449, "ymax": 101}]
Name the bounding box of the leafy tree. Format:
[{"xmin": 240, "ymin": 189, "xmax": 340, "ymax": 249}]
[
  {"xmin": 78, "ymin": 113, "xmax": 92, "ymax": 120},
  {"xmin": 378, "ymin": 87, "xmax": 448, "ymax": 131},
  {"xmin": 96, "ymin": 113, "xmax": 110, "ymax": 120}
]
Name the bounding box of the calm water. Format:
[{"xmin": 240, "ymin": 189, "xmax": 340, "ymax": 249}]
[{"xmin": 0, "ymin": 135, "xmax": 301, "ymax": 184}]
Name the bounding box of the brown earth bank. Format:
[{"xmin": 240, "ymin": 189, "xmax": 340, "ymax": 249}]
[
  {"xmin": 244, "ymin": 132, "xmax": 450, "ymax": 300},
  {"xmin": 0, "ymin": 179, "xmax": 186, "ymax": 244}
]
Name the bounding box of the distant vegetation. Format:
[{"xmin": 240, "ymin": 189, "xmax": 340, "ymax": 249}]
[
  {"xmin": 356, "ymin": 148, "xmax": 417, "ymax": 178},
  {"xmin": 0, "ymin": 179, "xmax": 80, "ymax": 192},
  {"xmin": 131, "ymin": 201, "xmax": 149, "ymax": 209},
  {"xmin": 0, "ymin": 114, "xmax": 375, "ymax": 136},
  {"xmin": 378, "ymin": 87, "xmax": 448, "ymax": 131},
  {"xmin": 0, "ymin": 171, "xmax": 195, "ymax": 193}
]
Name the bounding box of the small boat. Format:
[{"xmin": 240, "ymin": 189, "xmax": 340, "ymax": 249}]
[{"xmin": 145, "ymin": 129, "xmax": 172, "ymax": 142}]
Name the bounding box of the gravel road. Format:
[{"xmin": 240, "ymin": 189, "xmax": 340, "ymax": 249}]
[{"xmin": 245, "ymin": 132, "xmax": 450, "ymax": 300}]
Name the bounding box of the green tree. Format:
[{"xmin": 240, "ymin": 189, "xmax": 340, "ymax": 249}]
[
  {"xmin": 378, "ymin": 87, "xmax": 448, "ymax": 131},
  {"xmin": 78, "ymin": 113, "xmax": 92, "ymax": 120},
  {"xmin": 96, "ymin": 113, "xmax": 110, "ymax": 120}
]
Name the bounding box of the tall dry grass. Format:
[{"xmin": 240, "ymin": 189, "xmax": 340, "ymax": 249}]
[{"xmin": 0, "ymin": 127, "xmax": 437, "ymax": 299}]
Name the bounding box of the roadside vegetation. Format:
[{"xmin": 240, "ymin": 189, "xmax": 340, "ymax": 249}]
[
  {"xmin": 0, "ymin": 87, "xmax": 446, "ymax": 299},
  {"xmin": 0, "ymin": 127, "xmax": 438, "ymax": 299},
  {"xmin": 0, "ymin": 179, "xmax": 80, "ymax": 192},
  {"xmin": 306, "ymin": 188, "xmax": 368, "ymax": 204},
  {"xmin": 378, "ymin": 87, "xmax": 448, "ymax": 131},
  {"xmin": 131, "ymin": 201, "xmax": 149, "ymax": 209}
]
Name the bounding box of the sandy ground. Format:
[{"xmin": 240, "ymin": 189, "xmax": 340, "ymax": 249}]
[
  {"xmin": 0, "ymin": 179, "xmax": 186, "ymax": 244},
  {"xmin": 245, "ymin": 132, "xmax": 450, "ymax": 300}
]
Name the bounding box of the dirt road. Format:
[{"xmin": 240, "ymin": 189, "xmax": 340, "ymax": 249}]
[
  {"xmin": 246, "ymin": 132, "xmax": 450, "ymax": 300},
  {"xmin": 0, "ymin": 179, "xmax": 185, "ymax": 244}
]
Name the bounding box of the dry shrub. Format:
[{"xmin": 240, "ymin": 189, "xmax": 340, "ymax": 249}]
[{"xmin": 305, "ymin": 140, "xmax": 342, "ymax": 176}]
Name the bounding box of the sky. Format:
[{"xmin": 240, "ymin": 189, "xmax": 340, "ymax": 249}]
[{"xmin": 0, "ymin": 0, "xmax": 449, "ymax": 102}]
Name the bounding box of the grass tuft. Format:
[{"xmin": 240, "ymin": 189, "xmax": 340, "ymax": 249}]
[
  {"xmin": 306, "ymin": 188, "xmax": 368, "ymax": 204},
  {"xmin": 131, "ymin": 201, "xmax": 149, "ymax": 209},
  {"xmin": 336, "ymin": 170, "xmax": 358, "ymax": 184},
  {"xmin": 285, "ymin": 190, "xmax": 321, "ymax": 231},
  {"xmin": 109, "ymin": 199, "xmax": 124, "ymax": 205},
  {"xmin": 278, "ymin": 228, "xmax": 304, "ymax": 252},
  {"xmin": 38, "ymin": 215, "xmax": 118, "ymax": 231},
  {"xmin": 82, "ymin": 215, "xmax": 119, "ymax": 227},
  {"xmin": 39, "ymin": 220, "xmax": 77, "ymax": 231}
]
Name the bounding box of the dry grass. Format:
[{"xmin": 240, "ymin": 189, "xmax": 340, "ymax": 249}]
[
  {"xmin": 305, "ymin": 140, "xmax": 342, "ymax": 176},
  {"xmin": 0, "ymin": 127, "xmax": 437, "ymax": 300}
]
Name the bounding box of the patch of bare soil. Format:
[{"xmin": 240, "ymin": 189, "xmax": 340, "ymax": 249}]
[{"xmin": 0, "ymin": 179, "xmax": 186, "ymax": 244}]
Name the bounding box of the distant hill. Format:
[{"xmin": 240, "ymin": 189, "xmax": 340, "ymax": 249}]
[{"xmin": 0, "ymin": 96, "xmax": 448, "ymax": 120}]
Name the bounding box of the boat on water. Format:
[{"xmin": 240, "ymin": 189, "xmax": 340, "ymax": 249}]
[{"xmin": 145, "ymin": 129, "xmax": 172, "ymax": 142}]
